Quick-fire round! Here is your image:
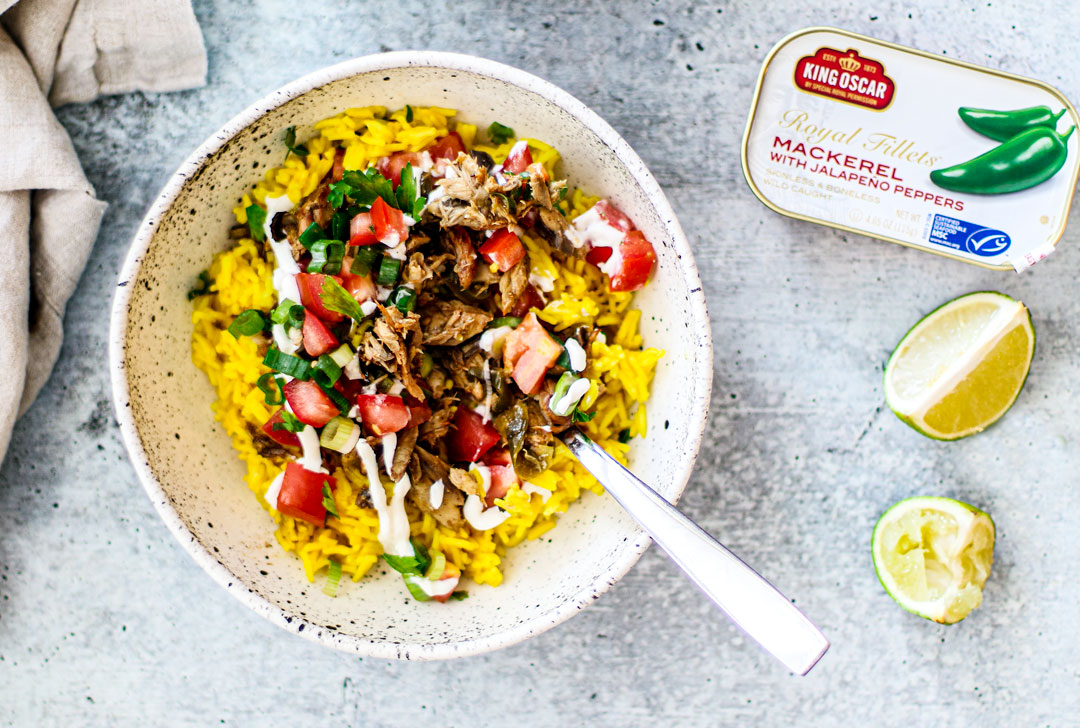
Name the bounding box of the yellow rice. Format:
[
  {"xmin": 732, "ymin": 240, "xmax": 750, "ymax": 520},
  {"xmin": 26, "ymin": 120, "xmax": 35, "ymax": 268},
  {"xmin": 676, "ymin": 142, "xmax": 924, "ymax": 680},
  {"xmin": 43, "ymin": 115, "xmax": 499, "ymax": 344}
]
[{"xmin": 194, "ymin": 107, "xmax": 663, "ymax": 590}]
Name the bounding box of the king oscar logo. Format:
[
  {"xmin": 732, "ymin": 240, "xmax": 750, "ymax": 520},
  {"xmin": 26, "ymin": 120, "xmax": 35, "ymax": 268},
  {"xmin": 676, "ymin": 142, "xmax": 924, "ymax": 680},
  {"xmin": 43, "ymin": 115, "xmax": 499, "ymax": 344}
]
[{"xmin": 793, "ymin": 47, "xmax": 895, "ymax": 110}]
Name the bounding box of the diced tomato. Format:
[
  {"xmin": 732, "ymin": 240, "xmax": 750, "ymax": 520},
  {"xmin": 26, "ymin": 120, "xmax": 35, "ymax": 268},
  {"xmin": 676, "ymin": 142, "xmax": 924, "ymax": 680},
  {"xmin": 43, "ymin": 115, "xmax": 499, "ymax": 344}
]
[
  {"xmin": 594, "ymin": 199, "xmax": 633, "ymax": 232},
  {"xmin": 479, "ymin": 228, "xmax": 525, "ymax": 272},
  {"xmin": 502, "ymin": 141, "xmax": 533, "ymax": 174},
  {"xmin": 332, "ymin": 148, "xmax": 345, "ymax": 182},
  {"xmin": 348, "ymin": 212, "xmax": 378, "ymax": 246},
  {"xmin": 337, "ymin": 376, "xmax": 364, "ymax": 402},
  {"xmin": 283, "ymin": 379, "xmax": 339, "ymax": 427},
  {"xmin": 446, "ymin": 408, "xmax": 501, "ymax": 463},
  {"xmin": 426, "ymin": 131, "xmax": 465, "ymax": 162},
  {"xmin": 508, "ymin": 284, "xmax": 544, "ymax": 318},
  {"xmin": 482, "ymin": 447, "xmax": 512, "ymax": 467},
  {"xmin": 340, "ymin": 265, "xmax": 377, "ymax": 303},
  {"xmin": 432, "ymin": 563, "xmax": 462, "ymax": 603},
  {"xmin": 609, "ymin": 230, "xmax": 657, "ymax": 292},
  {"xmin": 356, "ymin": 394, "xmax": 411, "ymax": 435},
  {"xmin": 276, "ymin": 463, "xmax": 335, "ymax": 526},
  {"xmin": 585, "ymin": 246, "xmax": 613, "ymax": 265},
  {"xmin": 301, "ymin": 309, "xmax": 338, "ymax": 357},
  {"xmin": 503, "ymin": 312, "xmax": 563, "ymax": 395},
  {"xmin": 370, "ymin": 196, "xmax": 409, "ymax": 246},
  {"xmin": 407, "ymin": 402, "xmax": 432, "ymax": 428},
  {"xmin": 485, "ymin": 465, "xmax": 519, "ymax": 507},
  {"xmin": 377, "ymin": 151, "xmax": 421, "ymax": 188},
  {"xmin": 296, "ymin": 272, "xmax": 345, "ymax": 324},
  {"xmin": 261, "ymin": 409, "xmax": 301, "ymax": 448}
]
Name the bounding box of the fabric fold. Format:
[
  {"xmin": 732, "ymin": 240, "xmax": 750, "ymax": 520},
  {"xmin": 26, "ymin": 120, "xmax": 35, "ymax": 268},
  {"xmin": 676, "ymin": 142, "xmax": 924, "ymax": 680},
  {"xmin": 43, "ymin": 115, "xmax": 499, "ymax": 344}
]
[{"xmin": 0, "ymin": 0, "xmax": 206, "ymax": 456}]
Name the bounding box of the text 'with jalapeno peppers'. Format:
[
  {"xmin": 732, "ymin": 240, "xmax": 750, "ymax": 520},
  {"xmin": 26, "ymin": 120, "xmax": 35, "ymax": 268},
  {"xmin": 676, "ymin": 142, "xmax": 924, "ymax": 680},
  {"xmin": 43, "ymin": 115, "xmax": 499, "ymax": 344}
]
[{"xmin": 771, "ymin": 137, "xmax": 903, "ymax": 181}]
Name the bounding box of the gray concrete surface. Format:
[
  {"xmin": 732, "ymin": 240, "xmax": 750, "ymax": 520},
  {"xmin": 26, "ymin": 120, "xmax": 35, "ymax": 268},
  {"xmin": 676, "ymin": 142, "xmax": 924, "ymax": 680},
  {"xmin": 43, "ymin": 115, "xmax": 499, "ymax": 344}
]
[{"xmin": 3, "ymin": 0, "xmax": 1080, "ymax": 725}]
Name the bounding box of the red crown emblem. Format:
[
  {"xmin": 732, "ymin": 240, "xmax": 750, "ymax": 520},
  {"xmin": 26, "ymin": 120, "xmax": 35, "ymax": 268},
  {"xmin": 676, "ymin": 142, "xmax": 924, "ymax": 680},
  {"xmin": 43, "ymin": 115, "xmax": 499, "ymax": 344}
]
[{"xmin": 794, "ymin": 47, "xmax": 895, "ymax": 110}]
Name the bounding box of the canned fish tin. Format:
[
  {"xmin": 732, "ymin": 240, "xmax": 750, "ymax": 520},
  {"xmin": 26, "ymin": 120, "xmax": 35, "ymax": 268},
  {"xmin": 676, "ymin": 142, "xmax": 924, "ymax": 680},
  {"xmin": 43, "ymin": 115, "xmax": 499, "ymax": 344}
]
[{"xmin": 741, "ymin": 27, "xmax": 1080, "ymax": 271}]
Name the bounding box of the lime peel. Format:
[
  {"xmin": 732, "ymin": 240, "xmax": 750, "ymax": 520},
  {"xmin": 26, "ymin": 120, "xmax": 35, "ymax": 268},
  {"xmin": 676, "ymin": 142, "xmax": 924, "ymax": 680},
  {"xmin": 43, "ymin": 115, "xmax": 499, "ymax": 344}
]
[
  {"xmin": 884, "ymin": 291, "xmax": 1034, "ymax": 440},
  {"xmin": 872, "ymin": 496, "xmax": 995, "ymax": 624}
]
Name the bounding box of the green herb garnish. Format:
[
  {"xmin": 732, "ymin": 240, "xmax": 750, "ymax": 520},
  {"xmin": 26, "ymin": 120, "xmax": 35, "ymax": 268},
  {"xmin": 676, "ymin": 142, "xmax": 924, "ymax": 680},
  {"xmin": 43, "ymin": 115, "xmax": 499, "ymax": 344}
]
[
  {"xmin": 328, "ymin": 180, "xmax": 352, "ymax": 210},
  {"xmin": 618, "ymin": 427, "xmax": 631, "ymax": 443},
  {"xmin": 283, "ymin": 125, "xmax": 309, "ymax": 160},
  {"xmin": 330, "ymin": 210, "xmax": 349, "ymax": 241},
  {"xmin": 319, "ymin": 276, "xmax": 367, "ymax": 323},
  {"xmin": 338, "ymin": 168, "xmax": 397, "ymax": 210},
  {"xmin": 395, "ymin": 163, "xmax": 427, "ymax": 219},
  {"xmin": 376, "ymin": 257, "xmax": 401, "ymax": 287},
  {"xmin": 187, "ymin": 270, "xmax": 212, "ymax": 300},
  {"xmin": 405, "ymin": 105, "xmax": 414, "ymax": 123},
  {"xmin": 246, "ymin": 204, "xmax": 267, "ymax": 242},
  {"xmin": 322, "ymin": 483, "xmax": 339, "ymax": 519},
  {"xmin": 382, "ymin": 540, "xmax": 432, "ymax": 576},
  {"xmin": 350, "ymin": 246, "xmax": 380, "ymax": 276},
  {"xmin": 228, "ymin": 309, "xmax": 267, "ymax": 338},
  {"xmin": 389, "ymin": 286, "xmax": 416, "ymax": 314},
  {"xmin": 449, "ymin": 590, "xmax": 469, "ymax": 601},
  {"xmin": 273, "ymin": 410, "xmax": 305, "ymax": 433},
  {"xmin": 572, "ymin": 408, "xmax": 596, "ymax": 423},
  {"xmin": 487, "ymin": 121, "xmax": 514, "ymax": 144}
]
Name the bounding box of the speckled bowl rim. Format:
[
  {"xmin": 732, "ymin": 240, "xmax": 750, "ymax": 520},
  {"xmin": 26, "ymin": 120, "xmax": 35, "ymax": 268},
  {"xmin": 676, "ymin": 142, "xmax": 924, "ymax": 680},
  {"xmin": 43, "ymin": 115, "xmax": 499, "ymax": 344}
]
[{"xmin": 109, "ymin": 51, "xmax": 713, "ymax": 660}]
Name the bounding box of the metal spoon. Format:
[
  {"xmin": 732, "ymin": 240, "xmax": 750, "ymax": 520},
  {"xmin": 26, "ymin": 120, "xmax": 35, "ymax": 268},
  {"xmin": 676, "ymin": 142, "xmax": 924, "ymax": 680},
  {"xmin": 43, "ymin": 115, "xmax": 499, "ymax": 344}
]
[{"xmin": 561, "ymin": 429, "xmax": 829, "ymax": 675}]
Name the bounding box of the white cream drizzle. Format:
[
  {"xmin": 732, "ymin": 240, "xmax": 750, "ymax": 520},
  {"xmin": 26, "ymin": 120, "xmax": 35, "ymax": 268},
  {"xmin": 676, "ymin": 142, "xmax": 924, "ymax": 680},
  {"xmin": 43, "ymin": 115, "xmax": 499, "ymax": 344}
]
[
  {"xmin": 429, "ymin": 478, "xmax": 445, "ymax": 509},
  {"xmin": 405, "ymin": 573, "xmax": 457, "ymax": 598},
  {"xmin": 565, "ymin": 203, "xmax": 626, "ymax": 252},
  {"xmin": 521, "ymin": 481, "xmax": 552, "ymax": 503},
  {"xmin": 264, "ymin": 472, "xmax": 285, "ymax": 510},
  {"xmin": 355, "ymin": 440, "xmax": 413, "ymax": 555},
  {"xmin": 463, "ymin": 494, "xmax": 510, "ymax": 530},
  {"xmin": 564, "ymin": 338, "xmax": 587, "ymax": 372},
  {"xmin": 381, "ymin": 432, "xmax": 397, "ymax": 478},
  {"xmin": 297, "ymin": 426, "xmax": 327, "ymax": 473}
]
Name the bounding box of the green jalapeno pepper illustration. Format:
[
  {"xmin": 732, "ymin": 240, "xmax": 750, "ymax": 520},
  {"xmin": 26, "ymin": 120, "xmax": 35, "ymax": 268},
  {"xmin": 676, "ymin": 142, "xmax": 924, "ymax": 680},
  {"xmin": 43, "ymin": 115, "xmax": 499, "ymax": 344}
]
[
  {"xmin": 930, "ymin": 125, "xmax": 1075, "ymax": 195},
  {"xmin": 958, "ymin": 105, "xmax": 1067, "ymax": 142}
]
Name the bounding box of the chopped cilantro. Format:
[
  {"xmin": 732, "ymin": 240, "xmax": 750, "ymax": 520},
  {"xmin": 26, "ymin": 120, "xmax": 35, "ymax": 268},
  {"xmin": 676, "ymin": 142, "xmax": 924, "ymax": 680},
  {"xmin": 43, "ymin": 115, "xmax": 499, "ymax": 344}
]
[
  {"xmin": 487, "ymin": 121, "xmax": 514, "ymax": 144},
  {"xmin": 319, "ymin": 275, "xmax": 367, "ymax": 323},
  {"xmin": 187, "ymin": 270, "xmax": 212, "ymax": 300},
  {"xmin": 322, "ymin": 483, "xmax": 339, "ymax": 520},
  {"xmin": 283, "ymin": 125, "xmax": 309, "ymax": 160},
  {"xmin": 246, "ymin": 204, "xmax": 267, "ymax": 242},
  {"xmin": 273, "ymin": 410, "xmax": 305, "ymax": 433}
]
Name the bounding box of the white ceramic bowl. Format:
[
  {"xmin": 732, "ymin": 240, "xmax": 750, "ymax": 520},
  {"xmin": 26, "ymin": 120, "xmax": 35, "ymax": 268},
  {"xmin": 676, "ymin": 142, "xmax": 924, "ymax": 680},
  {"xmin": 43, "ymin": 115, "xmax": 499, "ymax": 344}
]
[{"xmin": 110, "ymin": 52, "xmax": 712, "ymax": 659}]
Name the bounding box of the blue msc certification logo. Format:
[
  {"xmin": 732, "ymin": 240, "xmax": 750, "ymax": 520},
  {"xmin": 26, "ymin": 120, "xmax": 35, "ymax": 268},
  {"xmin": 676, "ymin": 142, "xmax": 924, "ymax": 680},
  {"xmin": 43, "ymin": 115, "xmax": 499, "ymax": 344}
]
[{"xmin": 927, "ymin": 214, "xmax": 1011, "ymax": 257}]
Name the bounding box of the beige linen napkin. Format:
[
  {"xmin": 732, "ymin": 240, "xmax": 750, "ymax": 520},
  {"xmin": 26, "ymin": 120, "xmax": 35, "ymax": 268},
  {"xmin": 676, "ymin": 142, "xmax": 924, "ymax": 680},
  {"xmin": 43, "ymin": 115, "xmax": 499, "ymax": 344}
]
[{"xmin": 0, "ymin": 0, "xmax": 206, "ymax": 458}]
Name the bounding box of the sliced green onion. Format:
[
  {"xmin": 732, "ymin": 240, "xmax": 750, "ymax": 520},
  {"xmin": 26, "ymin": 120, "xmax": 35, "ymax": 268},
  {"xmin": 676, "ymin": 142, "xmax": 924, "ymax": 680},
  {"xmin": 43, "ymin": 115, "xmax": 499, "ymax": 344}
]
[
  {"xmin": 489, "ymin": 316, "xmax": 522, "ymax": 329},
  {"xmin": 263, "ymin": 348, "xmax": 312, "ymax": 380},
  {"xmin": 228, "ymin": 309, "xmax": 267, "ymax": 339},
  {"xmin": 320, "ymin": 416, "xmax": 359, "ymax": 453},
  {"xmin": 317, "ymin": 380, "xmax": 350, "ymax": 413},
  {"xmin": 403, "ymin": 578, "xmax": 433, "ymax": 602},
  {"xmin": 298, "ymin": 221, "xmax": 325, "ymax": 249},
  {"xmin": 256, "ymin": 373, "xmax": 285, "ymax": 405},
  {"xmin": 389, "ymin": 286, "xmax": 416, "ymax": 314},
  {"xmin": 246, "ymin": 204, "xmax": 267, "ymax": 242},
  {"xmin": 551, "ymin": 372, "xmax": 577, "ymax": 403},
  {"xmin": 308, "ymin": 239, "xmax": 345, "ymax": 274},
  {"xmin": 425, "ymin": 551, "xmax": 446, "ymax": 581},
  {"xmin": 311, "ymin": 353, "xmax": 342, "ymax": 388},
  {"xmin": 419, "ymin": 352, "xmax": 434, "ymax": 378},
  {"xmin": 349, "ymin": 246, "xmax": 380, "ymax": 276},
  {"xmin": 271, "ymin": 299, "xmax": 305, "ymax": 329},
  {"xmin": 376, "ymin": 377, "xmax": 396, "ymax": 394},
  {"xmin": 321, "ymin": 482, "xmax": 340, "ymax": 519},
  {"xmin": 330, "ymin": 210, "xmax": 349, "ymax": 240},
  {"xmin": 273, "ymin": 410, "xmax": 305, "ymax": 433},
  {"xmin": 323, "ymin": 559, "xmax": 342, "ymax": 597},
  {"xmin": 487, "ymin": 121, "xmax": 514, "ymax": 144},
  {"xmin": 572, "ymin": 408, "xmax": 596, "ymax": 423},
  {"xmin": 376, "ymin": 257, "xmax": 401, "ymax": 287},
  {"xmin": 319, "ymin": 276, "xmax": 366, "ymax": 323},
  {"xmin": 328, "ymin": 343, "xmax": 354, "ymax": 368}
]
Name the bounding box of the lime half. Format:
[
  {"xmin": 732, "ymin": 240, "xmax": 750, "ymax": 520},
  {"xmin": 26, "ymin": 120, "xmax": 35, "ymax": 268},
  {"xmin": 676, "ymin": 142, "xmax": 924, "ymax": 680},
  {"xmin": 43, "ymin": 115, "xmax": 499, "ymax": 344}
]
[
  {"xmin": 884, "ymin": 291, "xmax": 1034, "ymax": 440},
  {"xmin": 872, "ymin": 496, "xmax": 995, "ymax": 624}
]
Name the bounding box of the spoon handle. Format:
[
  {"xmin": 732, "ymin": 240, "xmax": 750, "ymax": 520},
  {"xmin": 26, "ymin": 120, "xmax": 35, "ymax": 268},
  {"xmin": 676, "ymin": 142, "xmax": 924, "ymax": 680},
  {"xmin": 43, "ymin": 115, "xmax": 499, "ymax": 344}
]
[{"xmin": 561, "ymin": 429, "xmax": 829, "ymax": 675}]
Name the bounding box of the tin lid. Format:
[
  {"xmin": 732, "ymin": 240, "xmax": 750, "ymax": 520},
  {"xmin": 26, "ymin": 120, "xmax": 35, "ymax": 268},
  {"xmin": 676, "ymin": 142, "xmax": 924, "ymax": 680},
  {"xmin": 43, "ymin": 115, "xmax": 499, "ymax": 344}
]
[{"xmin": 741, "ymin": 27, "xmax": 1080, "ymax": 271}]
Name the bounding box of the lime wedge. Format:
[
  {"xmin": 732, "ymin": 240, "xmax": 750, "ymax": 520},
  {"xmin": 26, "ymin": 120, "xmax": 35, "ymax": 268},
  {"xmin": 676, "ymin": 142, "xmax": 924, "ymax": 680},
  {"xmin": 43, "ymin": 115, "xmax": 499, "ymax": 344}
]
[
  {"xmin": 884, "ymin": 291, "xmax": 1034, "ymax": 440},
  {"xmin": 872, "ymin": 496, "xmax": 995, "ymax": 624}
]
